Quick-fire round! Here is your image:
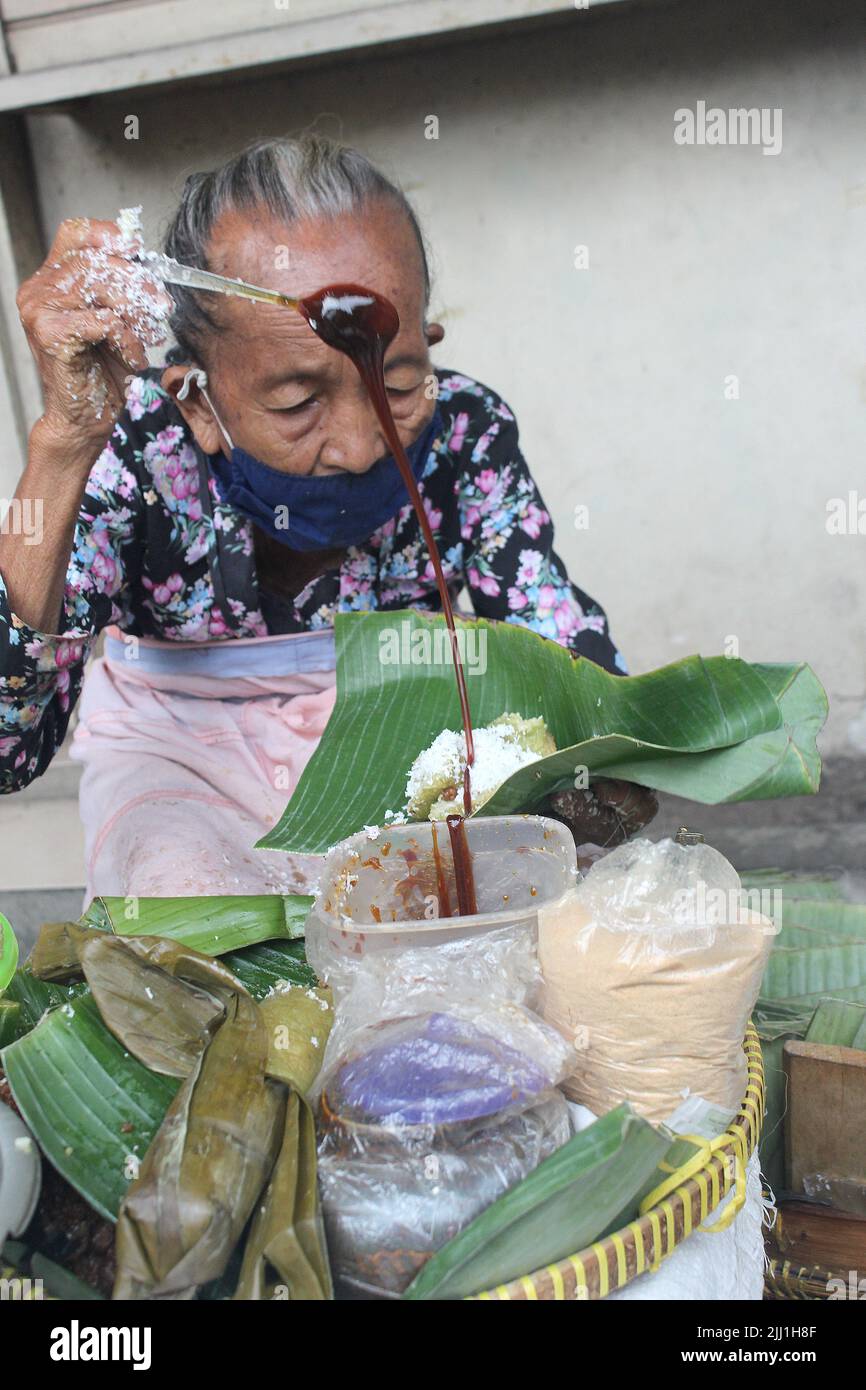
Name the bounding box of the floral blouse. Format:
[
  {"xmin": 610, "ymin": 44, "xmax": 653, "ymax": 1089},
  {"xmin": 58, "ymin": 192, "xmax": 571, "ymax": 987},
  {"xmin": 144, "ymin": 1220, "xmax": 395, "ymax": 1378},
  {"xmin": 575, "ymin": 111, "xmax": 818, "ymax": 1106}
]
[{"xmin": 0, "ymin": 368, "xmax": 624, "ymax": 793}]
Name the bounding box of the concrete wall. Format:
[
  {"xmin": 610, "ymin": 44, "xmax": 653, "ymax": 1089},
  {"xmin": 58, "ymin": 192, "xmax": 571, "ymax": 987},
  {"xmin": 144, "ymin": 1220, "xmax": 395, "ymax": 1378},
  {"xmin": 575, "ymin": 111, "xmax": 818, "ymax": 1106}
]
[{"xmin": 13, "ymin": 0, "xmax": 866, "ymax": 753}]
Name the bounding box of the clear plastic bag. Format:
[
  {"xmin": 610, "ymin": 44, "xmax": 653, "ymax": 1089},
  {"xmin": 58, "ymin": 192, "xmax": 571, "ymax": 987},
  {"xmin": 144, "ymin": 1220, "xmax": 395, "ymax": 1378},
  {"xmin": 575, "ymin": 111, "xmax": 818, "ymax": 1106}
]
[
  {"xmin": 313, "ymin": 925, "xmax": 572, "ymax": 1296},
  {"xmin": 539, "ymin": 837, "xmax": 775, "ymax": 1125},
  {"xmin": 318, "ymin": 1020, "xmax": 569, "ymax": 1297},
  {"xmin": 313, "ymin": 923, "xmax": 571, "ymax": 1095}
]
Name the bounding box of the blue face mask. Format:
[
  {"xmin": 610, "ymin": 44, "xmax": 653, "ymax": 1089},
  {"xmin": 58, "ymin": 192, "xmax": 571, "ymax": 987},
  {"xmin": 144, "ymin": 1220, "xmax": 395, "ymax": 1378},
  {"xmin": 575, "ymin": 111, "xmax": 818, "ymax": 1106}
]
[{"xmin": 178, "ymin": 370, "xmax": 444, "ymax": 552}]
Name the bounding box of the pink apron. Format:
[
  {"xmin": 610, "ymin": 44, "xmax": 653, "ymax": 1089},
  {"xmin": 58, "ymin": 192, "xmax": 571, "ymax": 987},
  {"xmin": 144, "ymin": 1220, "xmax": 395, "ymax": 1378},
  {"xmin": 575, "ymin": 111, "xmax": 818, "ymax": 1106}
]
[{"xmin": 70, "ymin": 627, "xmax": 336, "ymax": 901}]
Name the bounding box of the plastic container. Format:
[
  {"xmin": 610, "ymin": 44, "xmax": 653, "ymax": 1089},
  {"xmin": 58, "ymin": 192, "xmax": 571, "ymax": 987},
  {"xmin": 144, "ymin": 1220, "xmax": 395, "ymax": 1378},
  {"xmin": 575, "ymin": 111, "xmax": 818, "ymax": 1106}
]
[
  {"xmin": 318, "ymin": 1081, "xmax": 570, "ymax": 1298},
  {"xmin": 316, "ymin": 1007, "xmax": 572, "ymax": 1297},
  {"xmin": 0, "ymin": 1103, "xmax": 41, "ymax": 1249},
  {"xmin": 306, "ymin": 815, "xmax": 578, "ymax": 983}
]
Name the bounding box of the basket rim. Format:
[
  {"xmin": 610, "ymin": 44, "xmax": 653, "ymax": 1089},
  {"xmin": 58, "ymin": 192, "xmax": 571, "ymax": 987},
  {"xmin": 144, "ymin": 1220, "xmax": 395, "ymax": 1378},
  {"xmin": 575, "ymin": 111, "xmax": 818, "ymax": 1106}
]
[
  {"xmin": 472, "ymin": 1023, "xmax": 765, "ymax": 1301},
  {"xmin": 764, "ymin": 1255, "xmax": 838, "ymax": 1301}
]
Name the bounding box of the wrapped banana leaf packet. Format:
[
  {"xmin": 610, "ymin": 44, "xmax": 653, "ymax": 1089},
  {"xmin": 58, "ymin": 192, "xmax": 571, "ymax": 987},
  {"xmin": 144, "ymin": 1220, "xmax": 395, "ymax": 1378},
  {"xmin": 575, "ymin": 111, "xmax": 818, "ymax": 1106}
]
[{"xmin": 2, "ymin": 903, "xmax": 334, "ymax": 1301}]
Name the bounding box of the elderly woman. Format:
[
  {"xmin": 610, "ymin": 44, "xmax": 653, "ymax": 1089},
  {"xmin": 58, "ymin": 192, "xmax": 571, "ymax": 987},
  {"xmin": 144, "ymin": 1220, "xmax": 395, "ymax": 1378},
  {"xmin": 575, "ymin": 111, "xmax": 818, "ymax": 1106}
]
[{"xmin": 1, "ymin": 136, "xmax": 649, "ymax": 898}]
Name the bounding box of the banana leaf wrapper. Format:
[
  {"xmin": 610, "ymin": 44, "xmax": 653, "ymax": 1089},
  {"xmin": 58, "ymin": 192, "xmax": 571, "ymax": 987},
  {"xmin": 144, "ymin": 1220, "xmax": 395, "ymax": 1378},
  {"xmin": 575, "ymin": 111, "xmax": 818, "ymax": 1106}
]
[
  {"xmin": 234, "ymin": 1090, "xmax": 332, "ymax": 1301},
  {"xmin": 28, "ymin": 923, "xmax": 332, "ymax": 1300},
  {"xmin": 259, "ymin": 985, "xmax": 333, "ymax": 1093},
  {"xmin": 31, "ymin": 922, "xmax": 233, "ymax": 1077},
  {"xmin": 260, "ymin": 611, "xmax": 827, "ymax": 856},
  {"xmin": 114, "ymin": 987, "xmax": 284, "ymax": 1299},
  {"xmin": 403, "ymin": 1103, "xmax": 671, "ymax": 1300},
  {"xmin": 79, "ymin": 894, "xmax": 312, "ymax": 951}
]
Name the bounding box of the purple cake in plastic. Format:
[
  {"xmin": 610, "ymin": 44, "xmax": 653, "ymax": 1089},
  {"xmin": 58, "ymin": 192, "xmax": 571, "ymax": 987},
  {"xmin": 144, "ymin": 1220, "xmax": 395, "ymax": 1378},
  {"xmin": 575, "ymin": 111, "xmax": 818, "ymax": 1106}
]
[{"xmin": 328, "ymin": 1012, "xmax": 551, "ymax": 1127}]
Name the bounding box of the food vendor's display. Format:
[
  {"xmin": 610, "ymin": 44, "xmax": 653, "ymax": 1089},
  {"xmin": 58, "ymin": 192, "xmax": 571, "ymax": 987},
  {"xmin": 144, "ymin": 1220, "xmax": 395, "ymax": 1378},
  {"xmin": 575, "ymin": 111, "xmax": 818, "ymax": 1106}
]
[
  {"xmin": 538, "ymin": 837, "xmax": 774, "ymax": 1125},
  {"xmin": 2, "ymin": 838, "xmax": 854, "ymax": 1300},
  {"xmin": 0, "ymin": 211, "xmax": 840, "ymax": 1304}
]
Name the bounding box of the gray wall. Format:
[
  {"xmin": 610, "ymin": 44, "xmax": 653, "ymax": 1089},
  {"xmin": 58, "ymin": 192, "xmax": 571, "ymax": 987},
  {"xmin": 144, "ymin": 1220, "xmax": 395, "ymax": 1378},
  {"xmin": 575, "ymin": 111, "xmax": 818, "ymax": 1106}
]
[{"xmin": 15, "ymin": 0, "xmax": 866, "ymax": 754}]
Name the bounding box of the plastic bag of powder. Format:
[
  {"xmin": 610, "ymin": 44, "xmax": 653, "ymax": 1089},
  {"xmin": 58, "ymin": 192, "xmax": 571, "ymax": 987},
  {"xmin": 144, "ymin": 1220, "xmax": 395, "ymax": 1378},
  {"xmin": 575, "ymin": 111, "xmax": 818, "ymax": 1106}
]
[{"xmin": 538, "ymin": 837, "xmax": 775, "ymax": 1125}]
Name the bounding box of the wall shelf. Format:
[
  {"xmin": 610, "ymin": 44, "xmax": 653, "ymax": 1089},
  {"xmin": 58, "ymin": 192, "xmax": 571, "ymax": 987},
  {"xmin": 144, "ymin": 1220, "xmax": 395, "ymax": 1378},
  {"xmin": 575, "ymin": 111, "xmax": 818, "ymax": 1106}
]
[{"xmin": 0, "ymin": 0, "xmax": 631, "ymax": 114}]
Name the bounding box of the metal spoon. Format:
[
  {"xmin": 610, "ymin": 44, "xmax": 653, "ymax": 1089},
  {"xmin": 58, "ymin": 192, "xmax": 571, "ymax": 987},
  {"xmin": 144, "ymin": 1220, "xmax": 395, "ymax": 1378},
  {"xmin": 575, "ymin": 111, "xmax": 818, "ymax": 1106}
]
[{"xmin": 139, "ymin": 249, "xmax": 300, "ymax": 312}]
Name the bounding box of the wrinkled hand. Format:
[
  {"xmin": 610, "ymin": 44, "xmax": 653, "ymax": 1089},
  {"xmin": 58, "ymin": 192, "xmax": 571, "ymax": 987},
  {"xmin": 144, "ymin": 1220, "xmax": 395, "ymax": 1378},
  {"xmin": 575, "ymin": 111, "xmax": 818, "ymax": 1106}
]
[
  {"xmin": 16, "ymin": 216, "xmax": 172, "ymax": 462},
  {"xmin": 546, "ymin": 778, "xmax": 659, "ymax": 852}
]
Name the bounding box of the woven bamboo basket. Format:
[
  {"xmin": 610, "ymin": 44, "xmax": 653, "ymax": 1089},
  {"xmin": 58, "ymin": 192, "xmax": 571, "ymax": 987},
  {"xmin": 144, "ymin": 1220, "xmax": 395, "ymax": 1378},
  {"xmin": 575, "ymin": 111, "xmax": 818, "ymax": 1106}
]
[
  {"xmin": 764, "ymin": 1257, "xmax": 836, "ymax": 1301},
  {"xmin": 472, "ymin": 1024, "xmax": 764, "ymax": 1301}
]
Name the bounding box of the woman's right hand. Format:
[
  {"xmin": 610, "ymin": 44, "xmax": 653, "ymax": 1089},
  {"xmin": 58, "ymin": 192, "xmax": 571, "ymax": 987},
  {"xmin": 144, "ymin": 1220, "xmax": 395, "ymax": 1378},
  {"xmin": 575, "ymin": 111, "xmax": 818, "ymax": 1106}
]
[{"xmin": 16, "ymin": 216, "xmax": 173, "ymax": 467}]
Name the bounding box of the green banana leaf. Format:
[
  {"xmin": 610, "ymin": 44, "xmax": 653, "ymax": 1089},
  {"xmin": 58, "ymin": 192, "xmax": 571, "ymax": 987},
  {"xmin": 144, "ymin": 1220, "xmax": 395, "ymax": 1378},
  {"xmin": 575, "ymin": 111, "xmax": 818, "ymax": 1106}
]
[
  {"xmin": 259, "ymin": 610, "xmax": 826, "ymax": 855},
  {"xmin": 772, "ymin": 900, "xmax": 866, "ymax": 938},
  {"xmin": 752, "ymin": 869, "xmax": 866, "ymax": 1191},
  {"xmin": 753, "ymin": 998, "xmax": 817, "ymax": 1042},
  {"xmin": 1, "ymin": 1240, "xmax": 105, "ymax": 1301},
  {"xmin": 79, "ymin": 894, "xmax": 312, "ymax": 952},
  {"xmin": 0, "ymin": 968, "xmax": 89, "ymax": 1045},
  {"xmin": 739, "ymin": 870, "xmax": 846, "ymax": 900},
  {"xmin": 752, "ymin": 876, "xmax": 866, "ymax": 1006},
  {"xmin": 740, "ymin": 879, "xmax": 866, "ymax": 936},
  {"xmin": 403, "ymin": 1103, "xmax": 671, "ymax": 1301},
  {"xmin": 1, "ymin": 994, "xmax": 179, "ymax": 1222},
  {"xmin": 0, "ymin": 1000, "xmax": 21, "ymax": 1048},
  {"xmin": 772, "ymin": 924, "xmax": 862, "ymax": 950},
  {"xmin": 753, "ymin": 999, "xmax": 815, "ymax": 1194},
  {"xmin": 805, "ymin": 998, "xmax": 866, "ymax": 1048},
  {"xmin": 0, "ymin": 938, "xmax": 318, "ymax": 1221},
  {"xmin": 31, "ymin": 1252, "xmax": 105, "ymax": 1301},
  {"xmin": 223, "ymin": 941, "xmax": 317, "ymax": 996},
  {"xmin": 762, "ymin": 940, "xmax": 866, "ymax": 1007},
  {"xmin": 0, "ymin": 912, "xmax": 18, "ymax": 994}
]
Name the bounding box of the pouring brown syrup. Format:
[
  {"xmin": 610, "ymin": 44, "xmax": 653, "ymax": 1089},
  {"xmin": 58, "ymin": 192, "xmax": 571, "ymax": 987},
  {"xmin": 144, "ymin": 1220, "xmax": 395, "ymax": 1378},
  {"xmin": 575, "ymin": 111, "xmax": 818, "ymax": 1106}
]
[
  {"xmin": 430, "ymin": 823, "xmax": 453, "ymax": 919},
  {"xmin": 299, "ymin": 283, "xmax": 477, "ymax": 916},
  {"xmin": 445, "ymin": 813, "xmax": 478, "ymax": 917}
]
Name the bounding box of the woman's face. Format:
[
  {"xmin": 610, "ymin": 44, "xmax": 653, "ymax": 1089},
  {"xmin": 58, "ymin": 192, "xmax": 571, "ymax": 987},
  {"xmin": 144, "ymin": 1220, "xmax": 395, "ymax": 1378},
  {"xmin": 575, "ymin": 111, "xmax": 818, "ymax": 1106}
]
[{"xmin": 163, "ymin": 200, "xmax": 443, "ymax": 475}]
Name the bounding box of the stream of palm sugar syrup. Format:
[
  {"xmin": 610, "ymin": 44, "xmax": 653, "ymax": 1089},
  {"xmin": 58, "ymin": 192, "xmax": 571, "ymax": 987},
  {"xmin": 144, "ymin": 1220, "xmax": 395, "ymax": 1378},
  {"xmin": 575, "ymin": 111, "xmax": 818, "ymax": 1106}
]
[
  {"xmin": 430, "ymin": 824, "xmax": 453, "ymax": 919},
  {"xmin": 299, "ymin": 284, "xmax": 478, "ymax": 917}
]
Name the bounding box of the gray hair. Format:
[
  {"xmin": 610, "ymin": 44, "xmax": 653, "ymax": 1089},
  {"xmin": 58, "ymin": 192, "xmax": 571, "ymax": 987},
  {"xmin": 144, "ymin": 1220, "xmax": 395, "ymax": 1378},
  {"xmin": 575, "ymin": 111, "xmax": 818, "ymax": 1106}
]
[{"xmin": 163, "ymin": 134, "xmax": 431, "ymax": 363}]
